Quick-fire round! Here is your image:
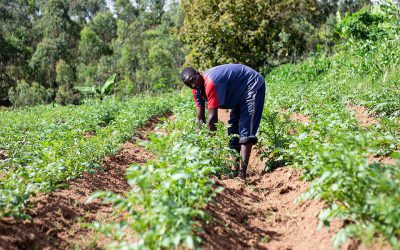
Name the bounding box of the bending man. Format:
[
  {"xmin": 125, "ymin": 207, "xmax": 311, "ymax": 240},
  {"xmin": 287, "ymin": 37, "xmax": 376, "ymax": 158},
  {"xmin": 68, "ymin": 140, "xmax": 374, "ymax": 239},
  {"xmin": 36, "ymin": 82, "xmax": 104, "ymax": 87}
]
[{"xmin": 180, "ymin": 64, "xmax": 265, "ymax": 180}]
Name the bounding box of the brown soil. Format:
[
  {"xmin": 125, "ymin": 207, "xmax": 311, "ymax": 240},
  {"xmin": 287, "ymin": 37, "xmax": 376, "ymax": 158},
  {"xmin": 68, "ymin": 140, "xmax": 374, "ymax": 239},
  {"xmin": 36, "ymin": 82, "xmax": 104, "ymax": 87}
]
[
  {"xmin": 0, "ymin": 116, "xmax": 165, "ymax": 250},
  {"xmin": 289, "ymin": 113, "xmax": 311, "ymax": 124},
  {"xmin": 199, "ymin": 110, "xmax": 342, "ymax": 250},
  {"xmin": 346, "ymin": 103, "xmax": 380, "ymax": 127},
  {"xmin": 83, "ymin": 131, "xmax": 97, "ymax": 139},
  {"xmin": 0, "ymin": 149, "xmax": 8, "ymax": 161},
  {"xmin": 346, "ymin": 103, "xmax": 397, "ymax": 166},
  {"xmin": 279, "ymin": 109, "xmax": 311, "ymax": 124},
  {"xmin": 368, "ymin": 156, "xmax": 397, "ymax": 165}
]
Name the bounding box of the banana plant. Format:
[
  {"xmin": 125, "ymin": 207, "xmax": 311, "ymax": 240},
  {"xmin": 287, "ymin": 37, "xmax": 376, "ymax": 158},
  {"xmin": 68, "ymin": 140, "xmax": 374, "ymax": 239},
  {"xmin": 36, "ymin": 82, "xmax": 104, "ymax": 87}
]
[{"xmin": 75, "ymin": 73, "xmax": 117, "ymax": 101}]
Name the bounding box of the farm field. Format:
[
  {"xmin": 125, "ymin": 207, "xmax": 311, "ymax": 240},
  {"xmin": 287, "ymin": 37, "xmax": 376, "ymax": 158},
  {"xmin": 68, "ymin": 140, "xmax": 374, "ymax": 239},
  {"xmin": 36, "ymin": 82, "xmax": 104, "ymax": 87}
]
[
  {"xmin": 0, "ymin": 94, "xmax": 179, "ymax": 218},
  {"xmin": 0, "ymin": 2, "xmax": 400, "ymax": 250},
  {"xmin": 0, "ymin": 78, "xmax": 398, "ymax": 249}
]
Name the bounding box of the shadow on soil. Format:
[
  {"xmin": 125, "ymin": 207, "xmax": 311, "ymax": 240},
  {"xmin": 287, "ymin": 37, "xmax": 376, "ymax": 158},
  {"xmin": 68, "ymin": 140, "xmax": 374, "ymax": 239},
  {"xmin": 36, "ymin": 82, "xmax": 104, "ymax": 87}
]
[{"xmin": 199, "ymin": 185, "xmax": 281, "ymax": 250}]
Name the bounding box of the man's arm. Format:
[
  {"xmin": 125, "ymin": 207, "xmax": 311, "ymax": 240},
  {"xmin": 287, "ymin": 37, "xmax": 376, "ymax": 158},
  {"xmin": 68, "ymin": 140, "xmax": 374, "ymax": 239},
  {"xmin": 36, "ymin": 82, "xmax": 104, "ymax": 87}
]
[
  {"xmin": 196, "ymin": 104, "xmax": 206, "ymax": 125},
  {"xmin": 207, "ymin": 108, "xmax": 218, "ymax": 131}
]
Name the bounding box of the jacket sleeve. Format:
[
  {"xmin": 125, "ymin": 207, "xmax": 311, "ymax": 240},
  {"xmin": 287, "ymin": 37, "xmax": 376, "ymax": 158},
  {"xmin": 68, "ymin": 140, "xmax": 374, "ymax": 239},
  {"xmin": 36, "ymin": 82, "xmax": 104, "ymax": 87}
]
[
  {"xmin": 192, "ymin": 89, "xmax": 206, "ymax": 107},
  {"xmin": 204, "ymin": 77, "xmax": 219, "ymax": 109}
]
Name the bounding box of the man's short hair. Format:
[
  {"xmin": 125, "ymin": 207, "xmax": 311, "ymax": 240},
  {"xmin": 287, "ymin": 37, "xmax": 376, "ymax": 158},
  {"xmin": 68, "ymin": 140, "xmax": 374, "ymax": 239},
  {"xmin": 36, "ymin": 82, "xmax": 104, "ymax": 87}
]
[{"xmin": 180, "ymin": 67, "xmax": 198, "ymax": 84}]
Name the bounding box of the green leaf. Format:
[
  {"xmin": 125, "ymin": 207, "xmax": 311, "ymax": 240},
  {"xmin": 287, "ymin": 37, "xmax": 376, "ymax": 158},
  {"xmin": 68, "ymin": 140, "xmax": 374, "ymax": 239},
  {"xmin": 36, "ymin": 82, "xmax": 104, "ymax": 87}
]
[
  {"xmin": 101, "ymin": 73, "xmax": 117, "ymax": 96},
  {"xmin": 185, "ymin": 235, "xmax": 195, "ymax": 249},
  {"xmin": 74, "ymin": 86, "xmax": 96, "ymax": 95}
]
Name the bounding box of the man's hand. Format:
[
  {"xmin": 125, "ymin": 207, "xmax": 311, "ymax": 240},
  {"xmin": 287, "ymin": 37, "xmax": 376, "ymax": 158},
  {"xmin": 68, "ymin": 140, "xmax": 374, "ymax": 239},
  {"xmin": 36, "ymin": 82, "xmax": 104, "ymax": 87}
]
[
  {"xmin": 207, "ymin": 108, "xmax": 218, "ymax": 131},
  {"xmin": 196, "ymin": 105, "xmax": 206, "ymax": 127}
]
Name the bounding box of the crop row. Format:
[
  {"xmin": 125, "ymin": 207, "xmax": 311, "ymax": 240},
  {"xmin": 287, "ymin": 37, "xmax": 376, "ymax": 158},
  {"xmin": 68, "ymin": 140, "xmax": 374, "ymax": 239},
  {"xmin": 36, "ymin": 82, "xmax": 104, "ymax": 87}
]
[
  {"xmin": 0, "ymin": 94, "xmax": 179, "ymax": 218},
  {"xmin": 90, "ymin": 95, "xmax": 235, "ymax": 249},
  {"xmin": 260, "ymin": 27, "xmax": 400, "ymax": 248}
]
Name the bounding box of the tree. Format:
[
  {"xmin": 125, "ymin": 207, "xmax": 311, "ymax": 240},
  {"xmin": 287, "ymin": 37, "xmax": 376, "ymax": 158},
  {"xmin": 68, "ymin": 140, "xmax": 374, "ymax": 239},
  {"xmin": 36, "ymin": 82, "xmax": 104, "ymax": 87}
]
[
  {"xmin": 77, "ymin": 11, "xmax": 116, "ymax": 86},
  {"xmin": 31, "ymin": 0, "xmax": 79, "ymax": 92},
  {"xmin": 142, "ymin": 23, "xmax": 184, "ymax": 92},
  {"xmin": 148, "ymin": 0, "xmax": 166, "ymax": 25},
  {"xmin": 180, "ymin": 0, "xmax": 330, "ymax": 70},
  {"xmin": 0, "ymin": 0, "xmax": 38, "ymax": 102},
  {"xmin": 77, "ymin": 27, "xmax": 109, "ymax": 85},
  {"xmin": 339, "ymin": 0, "xmax": 372, "ymax": 16},
  {"xmin": 88, "ymin": 11, "xmax": 118, "ymax": 44},
  {"xmin": 55, "ymin": 60, "xmax": 80, "ymax": 105},
  {"xmin": 69, "ymin": 0, "xmax": 107, "ymax": 25},
  {"xmin": 0, "ymin": 35, "xmax": 17, "ymax": 104},
  {"xmin": 111, "ymin": 20, "xmax": 143, "ymax": 91},
  {"xmin": 8, "ymin": 80, "xmax": 53, "ymax": 107},
  {"xmin": 36, "ymin": 0, "xmax": 78, "ymax": 39},
  {"xmin": 133, "ymin": 0, "xmax": 167, "ymax": 27},
  {"xmin": 30, "ymin": 37, "xmax": 68, "ymax": 89},
  {"xmin": 56, "ymin": 59, "xmax": 75, "ymax": 86},
  {"xmin": 114, "ymin": 0, "xmax": 139, "ymax": 23}
]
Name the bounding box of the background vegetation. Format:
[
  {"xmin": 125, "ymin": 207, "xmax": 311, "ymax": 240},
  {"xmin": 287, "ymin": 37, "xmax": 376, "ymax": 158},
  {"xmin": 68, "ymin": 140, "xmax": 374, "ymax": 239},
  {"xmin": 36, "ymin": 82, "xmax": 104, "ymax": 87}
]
[
  {"xmin": 180, "ymin": 0, "xmax": 375, "ymax": 71},
  {"xmin": 0, "ymin": 0, "xmax": 374, "ymax": 107},
  {"xmin": 0, "ymin": 0, "xmax": 184, "ymax": 107}
]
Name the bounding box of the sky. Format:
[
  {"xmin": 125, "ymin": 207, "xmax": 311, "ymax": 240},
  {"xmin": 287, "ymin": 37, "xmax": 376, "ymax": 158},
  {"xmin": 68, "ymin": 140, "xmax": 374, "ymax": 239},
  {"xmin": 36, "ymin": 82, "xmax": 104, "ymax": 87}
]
[{"xmin": 106, "ymin": 0, "xmax": 113, "ymax": 10}]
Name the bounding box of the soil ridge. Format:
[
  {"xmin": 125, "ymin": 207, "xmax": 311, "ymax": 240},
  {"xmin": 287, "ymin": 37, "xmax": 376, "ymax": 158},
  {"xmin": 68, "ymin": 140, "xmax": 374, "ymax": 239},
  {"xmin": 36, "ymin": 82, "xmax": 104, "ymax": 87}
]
[
  {"xmin": 200, "ymin": 110, "xmax": 341, "ymax": 250},
  {"xmin": 0, "ymin": 115, "xmax": 166, "ymax": 250}
]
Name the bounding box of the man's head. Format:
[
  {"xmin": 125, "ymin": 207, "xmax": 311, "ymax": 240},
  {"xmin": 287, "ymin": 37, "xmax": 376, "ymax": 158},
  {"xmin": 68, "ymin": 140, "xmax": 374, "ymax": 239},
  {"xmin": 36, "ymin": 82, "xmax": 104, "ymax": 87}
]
[{"xmin": 181, "ymin": 67, "xmax": 201, "ymax": 89}]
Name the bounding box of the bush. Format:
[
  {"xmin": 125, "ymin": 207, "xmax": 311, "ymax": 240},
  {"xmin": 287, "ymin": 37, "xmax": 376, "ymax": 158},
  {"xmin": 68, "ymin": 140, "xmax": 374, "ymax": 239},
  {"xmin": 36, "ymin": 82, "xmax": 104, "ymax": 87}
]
[
  {"xmin": 114, "ymin": 76, "xmax": 134, "ymax": 97},
  {"xmin": 8, "ymin": 80, "xmax": 53, "ymax": 107},
  {"xmin": 336, "ymin": 9, "xmax": 388, "ymax": 41},
  {"xmin": 56, "ymin": 59, "xmax": 75, "ymax": 86},
  {"xmin": 55, "ymin": 85, "xmax": 80, "ymax": 105}
]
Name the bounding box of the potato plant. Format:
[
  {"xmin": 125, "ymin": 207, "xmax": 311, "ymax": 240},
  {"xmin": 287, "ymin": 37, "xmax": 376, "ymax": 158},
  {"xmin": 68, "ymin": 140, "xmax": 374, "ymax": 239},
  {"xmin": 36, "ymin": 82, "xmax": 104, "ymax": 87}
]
[
  {"xmin": 259, "ymin": 13, "xmax": 400, "ymax": 247},
  {"xmin": 90, "ymin": 95, "xmax": 236, "ymax": 249},
  {"xmin": 0, "ymin": 94, "xmax": 180, "ymax": 218}
]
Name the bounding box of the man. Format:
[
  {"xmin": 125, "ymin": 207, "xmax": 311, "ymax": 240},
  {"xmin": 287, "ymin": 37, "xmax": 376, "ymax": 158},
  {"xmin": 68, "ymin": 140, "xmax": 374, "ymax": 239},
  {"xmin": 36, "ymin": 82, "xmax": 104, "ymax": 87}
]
[{"xmin": 180, "ymin": 63, "xmax": 265, "ymax": 180}]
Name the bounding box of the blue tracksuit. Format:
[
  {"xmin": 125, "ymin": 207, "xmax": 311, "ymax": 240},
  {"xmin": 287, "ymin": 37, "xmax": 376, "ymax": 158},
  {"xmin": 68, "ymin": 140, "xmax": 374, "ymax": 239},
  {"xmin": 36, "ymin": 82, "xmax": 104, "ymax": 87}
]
[{"xmin": 192, "ymin": 64, "xmax": 265, "ymax": 146}]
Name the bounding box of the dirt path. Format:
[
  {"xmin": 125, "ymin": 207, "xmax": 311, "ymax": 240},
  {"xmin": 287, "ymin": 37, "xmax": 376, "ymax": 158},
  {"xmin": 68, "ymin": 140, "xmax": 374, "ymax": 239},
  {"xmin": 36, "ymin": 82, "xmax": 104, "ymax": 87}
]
[
  {"xmin": 0, "ymin": 116, "xmax": 165, "ymax": 250},
  {"xmin": 200, "ymin": 110, "xmax": 343, "ymax": 250}
]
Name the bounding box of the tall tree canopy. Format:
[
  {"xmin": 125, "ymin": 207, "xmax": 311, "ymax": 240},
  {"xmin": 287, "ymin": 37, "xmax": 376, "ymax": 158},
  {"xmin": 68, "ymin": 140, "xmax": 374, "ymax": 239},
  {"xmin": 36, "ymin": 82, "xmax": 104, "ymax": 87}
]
[
  {"xmin": 69, "ymin": 0, "xmax": 107, "ymax": 24},
  {"xmin": 180, "ymin": 0, "xmax": 351, "ymax": 70}
]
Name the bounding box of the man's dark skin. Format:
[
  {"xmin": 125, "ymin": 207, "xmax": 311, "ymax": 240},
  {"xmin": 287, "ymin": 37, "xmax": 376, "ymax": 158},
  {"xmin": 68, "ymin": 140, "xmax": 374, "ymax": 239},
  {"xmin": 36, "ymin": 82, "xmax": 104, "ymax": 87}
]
[{"xmin": 183, "ymin": 71, "xmax": 252, "ymax": 180}]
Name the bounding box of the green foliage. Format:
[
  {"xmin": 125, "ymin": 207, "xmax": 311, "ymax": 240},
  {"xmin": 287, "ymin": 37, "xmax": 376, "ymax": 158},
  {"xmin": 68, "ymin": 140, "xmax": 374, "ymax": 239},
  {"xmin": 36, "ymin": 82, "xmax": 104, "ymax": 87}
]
[
  {"xmin": 0, "ymin": 0, "xmax": 37, "ymax": 100},
  {"xmin": 75, "ymin": 73, "xmax": 116, "ymax": 100},
  {"xmin": 180, "ymin": 0, "xmax": 336, "ymax": 70},
  {"xmin": 36, "ymin": 0, "xmax": 77, "ymax": 38},
  {"xmin": 260, "ymin": 7, "xmax": 400, "ymax": 247},
  {"xmin": 0, "ymin": 0, "xmax": 182, "ymax": 102},
  {"xmin": 76, "ymin": 16, "xmax": 115, "ymax": 88},
  {"xmin": 90, "ymin": 94, "xmax": 235, "ymax": 248},
  {"xmin": 114, "ymin": 76, "xmax": 135, "ymax": 97},
  {"xmin": 78, "ymin": 26, "xmax": 109, "ymax": 64},
  {"xmin": 258, "ymin": 111, "xmax": 293, "ymax": 172},
  {"xmin": 337, "ymin": 9, "xmax": 388, "ymax": 40},
  {"xmin": 68, "ymin": 0, "xmax": 107, "ymax": 24},
  {"xmin": 0, "ymin": 0, "xmax": 381, "ymax": 104},
  {"xmin": 8, "ymin": 80, "xmax": 53, "ymax": 107},
  {"xmin": 0, "ymin": 92, "xmax": 179, "ymax": 217},
  {"xmin": 29, "ymin": 37, "xmax": 66, "ymax": 88},
  {"xmin": 114, "ymin": 0, "xmax": 139, "ymax": 23},
  {"xmin": 56, "ymin": 59, "xmax": 75, "ymax": 86},
  {"xmin": 111, "ymin": 18, "xmax": 184, "ymax": 95},
  {"xmin": 135, "ymin": 24, "xmax": 184, "ymax": 92},
  {"xmin": 88, "ymin": 11, "xmax": 117, "ymax": 44},
  {"xmin": 30, "ymin": 0, "xmax": 78, "ymax": 89},
  {"xmin": 55, "ymin": 85, "xmax": 80, "ymax": 106}
]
